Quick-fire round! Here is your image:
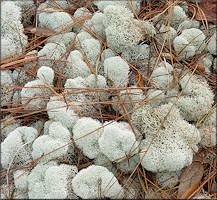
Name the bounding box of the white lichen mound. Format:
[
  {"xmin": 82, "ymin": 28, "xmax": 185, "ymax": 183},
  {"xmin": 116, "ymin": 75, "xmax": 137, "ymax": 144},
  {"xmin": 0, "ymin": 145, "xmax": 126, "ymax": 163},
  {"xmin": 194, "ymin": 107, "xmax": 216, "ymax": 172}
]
[
  {"xmin": 199, "ymin": 55, "xmax": 214, "ymax": 73},
  {"xmin": 39, "ymin": 11, "xmax": 73, "ymax": 33},
  {"xmin": 74, "ymin": 31, "xmax": 94, "ymax": 50},
  {"xmin": 84, "ymin": 74, "xmax": 107, "ymax": 90},
  {"xmin": 73, "ymin": 117, "xmax": 103, "ymax": 159},
  {"xmin": 1, "ymin": 116, "xmax": 20, "ymax": 142},
  {"xmin": 147, "ymin": 89, "xmax": 166, "ymax": 107},
  {"xmin": 1, "ymin": 70, "xmax": 14, "ymax": 105},
  {"xmin": 167, "ymin": 6, "xmax": 188, "ymax": 29},
  {"xmin": 151, "ymin": 61, "xmax": 173, "ymax": 90},
  {"xmin": 28, "ymin": 161, "xmax": 78, "ymax": 199},
  {"xmin": 99, "ymin": 121, "xmax": 140, "ymax": 172},
  {"xmin": 47, "ymin": 32, "xmax": 76, "ymax": 49},
  {"xmin": 155, "ymin": 24, "xmax": 177, "ymax": 46},
  {"xmin": 99, "ymin": 48, "xmax": 116, "ymax": 73},
  {"xmin": 178, "ymin": 19, "xmax": 200, "ymax": 32},
  {"xmin": 13, "ymin": 169, "xmax": 29, "ymax": 199},
  {"xmin": 21, "ymin": 66, "xmax": 54, "ymax": 109},
  {"xmin": 38, "ymin": 43, "xmax": 66, "ymax": 74},
  {"xmin": 132, "ymin": 103, "xmax": 201, "ymax": 172},
  {"xmin": 206, "ymin": 33, "xmax": 216, "ymax": 55},
  {"xmin": 81, "ymin": 38, "xmax": 101, "ymax": 67},
  {"xmin": 103, "ymin": 5, "xmax": 154, "ymax": 53},
  {"xmin": 72, "ymin": 7, "xmax": 91, "ymax": 33},
  {"xmin": 37, "ymin": 66, "xmax": 54, "ymax": 85},
  {"xmin": 31, "ymin": 122, "xmax": 73, "ymax": 163},
  {"xmin": 198, "ymin": 108, "xmax": 216, "ymax": 147},
  {"xmin": 63, "ymin": 77, "xmax": 96, "ymax": 114},
  {"xmin": 1, "ymin": 126, "xmax": 37, "ymax": 169},
  {"xmin": 1, "ymin": 1, "xmax": 28, "ymax": 59},
  {"xmin": 72, "ymin": 165, "xmax": 124, "ymax": 198},
  {"xmin": 168, "ymin": 72, "xmax": 214, "ymax": 122},
  {"xmin": 38, "ymin": 0, "xmax": 73, "ymax": 12},
  {"xmin": 139, "ymin": 134, "xmax": 193, "ymax": 172},
  {"xmin": 122, "ymin": 44, "xmax": 150, "ymax": 67},
  {"xmin": 173, "ymin": 28, "xmax": 205, "ymax": 59},
  {"xmin": 213, "ymin": 57, "xmax": 217, "ymax": 72},
  {"xmin": 65, "ymin": 50, "xmax": 90, "ymax": 79},
  {"xmin": 46, "ymin": 96, "xmax": 79, "ymax": 131},
  {"xmin": 84, "ymin": 12, "xmax": 106, "ymax": 40},
  {"xmin": 1, "ymin": 34, "xmax": 27, "ymax": 60},
  {"xmin": 82, "ymin": 74, "xmax": 108, "ymax": 102},
  {"xmin": 104, "ymin": 56, "xmax": 130, "ymax": 87},
  {"xmin": 13, "ymin": 0, "xmax": 36, "ymax": 24},
  {"xmin": 94, "ymin": 0, "xmax": 141, "ymax": 15},
  {"xmin": 132, "ymin": 102, "xmax": 176, "ymax": 133},
  {"xmin": 101, "ymin": 48, "xmax": 116, "ymax": 62},
  {"xmin": 76, "ymin": 11, "xmax": 106, "ymax": 40},
  {"xmin": 13, "ymin": 0, "xmax": 35, "ymax": 12}
]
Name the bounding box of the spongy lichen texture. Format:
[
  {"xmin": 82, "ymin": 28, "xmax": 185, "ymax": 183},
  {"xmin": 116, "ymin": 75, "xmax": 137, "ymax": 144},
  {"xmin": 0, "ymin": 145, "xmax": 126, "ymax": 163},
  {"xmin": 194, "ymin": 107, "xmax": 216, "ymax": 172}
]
[
  {"xmin": 167, "ymin": 6, "xmax": 188, "ymax": 29},
  {"xmin": 65, "ymin": 50, "xmax": 90, "ymax": 79},
  {"xmin": 28, "ymin": 161, "xmax": 78, "ymax": 199},
  {"xmin": 1, "ymin": 1, "xmax": 28, "ymax": 59},
  {"xmin": 21, "ymin": 66, "xmax": 54, "ymax": 109},
  {"xmin": 1, "ymin": 1, "xmax": 216, "ymax": 198},
  {"xmin": 38, "ymin": 43, "xmax": 66, "ymax": 73},
  {"xmin": 167, "ymin": 72, "xmax": 214, "ymax": 121},
  {"xmin": 99, "ymin": 121, "xmax": 140, "ymax": 172},
  {"xmin": 47, "ymin": 32, "xmax": 76, "ymax": 49},
  {"xmin": 73, "ymin": 7, "xmax": 91, "ymax": 33},
  {"xmin": 103, "ymin": 5, "xmax": 154, "ymax": 53},
  {"xmin": 151, "ymin": 61, "xmax": 174, "ymax": 90},
  {"xmin": 1, "ymin": 126, "xmax": 38, "ymax": 169},
  {"xmin": 173, "ymin": 28, "xmax": 205, "ymax": 59},
  {"xmin": 31, "ymin": 122, "xmax": 74, "ymax": 163},
  {"xmin": 1, "ymin": 116, "xmax": 20, "ymax": 142},
  {"xmin": 198, "ymin": 107, "xmax": 216, "ymax": 147},
  {"xmin": 72, "ymin": 165, "xmax": 124, "ymax": 198},
  {"xmin": 94, "ymin": 0, "xmax": 141, "ymax": 15},
  {"xmin": 104, "ymin": 56, "xmax": 130, "ymax": 87},
  {"xmin": 73, "ymin": 117, "xmax": 103, "ymax": 159},
  {"xmin": 122, "ymin": 44, "xmax": 150, "ymax": 66},
  {"xmin": 80, "ymin": 12, "xmax": 106, "ymax": 40},
  {"xmin": 81, "ymin": 38, "xmax": 101, "ymax": 67},
  {"xmin": 132, "ymin": 103, "xmax": 201, "ymax": 172},
  {"xmin": 39, "ymin": 11, "xmax": 73, "ymax": 33},
  {"xmin": 63, "ymin": 77, "xmax": 98, "ymax": 114},
  {"xmin": 206, "ymin": 33, "xmax": 216, "ymax": 55},
  {"xmin": 13, "ymin": 169, "xmax": 29, "ymax": 199},
  {"xmin": 46, "ymin": 96, "xmax": 79, "ymax": 131},
  {"xmin": 1, "ymin": 70, "xmax": 14, "ymax": 105}
]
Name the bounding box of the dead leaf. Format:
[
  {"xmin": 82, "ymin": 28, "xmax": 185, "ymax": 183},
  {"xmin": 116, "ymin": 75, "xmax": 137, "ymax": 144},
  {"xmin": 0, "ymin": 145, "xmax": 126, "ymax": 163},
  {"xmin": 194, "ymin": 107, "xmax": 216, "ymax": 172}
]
[
  {"xmin": 188, "ymin": 1, "xmax": 217, "ymax": 24},
  {"xmin": 135, "ymin": 74, "xmax": 145, "ymax": 87},
  {"xmin": 187, "ymin": 54, "xmax": 206, "ymax": 73},
  {"xmin": 24, "ymin": 26, "xmax": 55, "ymax": 37},
  {"xmin": 192, "ymin": 64, "xmax": 206, "ymax": 73},
  {"xmin": 178, "ymin": 161, "xmax": 204, "ymax": 199},
  {"xmin": 135, "ymin": 73, "xmax": 147, "ymax": 93}
]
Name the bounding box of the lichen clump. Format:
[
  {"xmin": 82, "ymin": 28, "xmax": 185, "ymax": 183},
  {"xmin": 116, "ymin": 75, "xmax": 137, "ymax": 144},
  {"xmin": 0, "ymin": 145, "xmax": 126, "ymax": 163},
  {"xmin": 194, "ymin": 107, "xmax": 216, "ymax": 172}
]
[{"xmin": 1, "ymin": 1, "xmax": 216, "ymax": 199}]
